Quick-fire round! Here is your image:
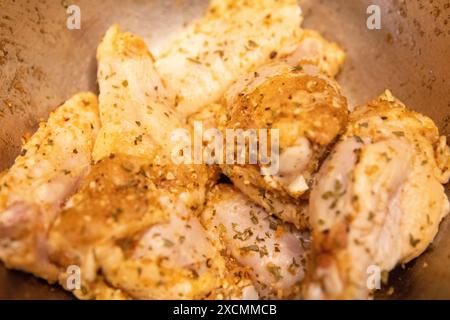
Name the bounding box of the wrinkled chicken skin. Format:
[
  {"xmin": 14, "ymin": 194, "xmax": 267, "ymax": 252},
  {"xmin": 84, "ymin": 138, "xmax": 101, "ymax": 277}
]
[
  {"xmin": 0, "ymin": 93, "xmax": 100, "ymax": 281},
  {"xmin": 155, "ymin": 0, "xmax": 304, "ymax": 117},
  {"xmin": 222, "ymin": 63, "xmax": 348, "ymax": 228},
  {"xmin": 202, "ymin": 185, "xmax": 310, "ymax": 299},
  {"xmin": 48, "ymin": 26, "xmax": 252, "ymax": 300},
  {"xmin": 305, "ymin": 91, "xmax": 450, "ymax": 299}
]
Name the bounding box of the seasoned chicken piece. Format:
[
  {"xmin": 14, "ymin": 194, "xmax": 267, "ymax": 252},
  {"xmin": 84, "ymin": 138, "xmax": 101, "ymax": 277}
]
[
  {"xmin": 92, "ymin": 24, "xmax": 176, "ymax": 162},
  {"xmin": 185, "ymin": 30, "xmax": 346, "ymax": 189},
  {"xmin": 155, "ymin": 0, "xmax": 304, "ymax": 117},
  {"xmin": 0, "ymin": 93, "xmax": 100, "ymax": 281},
  {"xmin": 305, "ymin": 91, "xmax": 450, "ymax": 299},
  {"xmin": 202, "ymin": 184, "xmax": 310, "ymax": 299},
  {"xmin": 222, "ymin": 63, "xmax": 348, "ymax": 228},
  {"xmin": 48, "ymin": 26, "xmax": 252, "ymax": 300}
]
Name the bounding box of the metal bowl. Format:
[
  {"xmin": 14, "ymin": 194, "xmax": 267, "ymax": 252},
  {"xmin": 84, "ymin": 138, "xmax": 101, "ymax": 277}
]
[{"xmin": 0, "ymin": 0, "xmax": 449, "ymax": 299}]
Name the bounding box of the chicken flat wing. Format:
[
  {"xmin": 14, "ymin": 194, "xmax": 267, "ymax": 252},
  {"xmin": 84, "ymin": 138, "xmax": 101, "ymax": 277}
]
[
  {"xmin": 92, "ymin": 25, "xmax": 177, "ymax": 162},
  {"xmin": 155, "ymin": 0, "xmax": 304, "ymax": 117},
  {"xmin": 202, "ymin": 184, "xmax": 310, "ymax": 299},
  {"xmin": 222, "ymin": 63, "xmax": 348, "ymax": 228},
  {"xmin": 48, "ymin": 26, "xmax": 252, "ymax": 300},
  {"xmin": 0, "ymin": 93, "xmax": 100, "ymax": 281},
  {"xmin": 305, "ymin": 91, "xmax": 450, "ymax": 299}
]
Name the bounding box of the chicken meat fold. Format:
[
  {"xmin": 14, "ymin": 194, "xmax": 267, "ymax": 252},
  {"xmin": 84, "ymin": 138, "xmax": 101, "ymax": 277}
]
[
  {"xmin": 222, "ymin": 63, "xmax": 348, "ymax": 228},
  {"xmin": 155, "ymin": 0, "xmax": 304, "ymax": 117},
  {"xmin": 0, "ymin": 93, "xmax": 100, "ymax": 281},
  {"xmin": 48, "ymin": 25, "xmax": 253, "ymax": 300},
  {"xmin": 305, "ymin": 91, "xmax": 450, "ymax": 299},
  {"xmin": 202, "ymin": 184, "xmax": 310, "ymax": 299}
]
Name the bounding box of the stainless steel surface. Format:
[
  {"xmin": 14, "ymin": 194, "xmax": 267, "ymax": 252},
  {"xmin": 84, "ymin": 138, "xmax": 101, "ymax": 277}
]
[{"xmin": 0, "ymin": 0, "xmax": 449, "ymax": 299}]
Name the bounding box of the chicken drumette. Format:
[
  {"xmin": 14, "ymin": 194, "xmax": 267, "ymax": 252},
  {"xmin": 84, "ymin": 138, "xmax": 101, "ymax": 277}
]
[{"xmin": 305, "ymin": 91, "xmax": 450, "ymax": 299}]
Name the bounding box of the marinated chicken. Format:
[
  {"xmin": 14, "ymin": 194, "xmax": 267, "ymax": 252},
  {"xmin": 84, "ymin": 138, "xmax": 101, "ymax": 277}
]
[
  {"xmin": 202, "ymin": 184, "xmax": 310, "ymax": 299},
  {"xmin": 305, "ymin": 91, "xmax": 450, "ymax": 299},
  {"xmin": 0, "ymin": 0, "xmax": 449, "ymax": 302},
  {"xmin": 48, "ymin": 26, "xmax": 253, "ymax": 300},
  {"xmin": 222, "ymin": 62, "xmax": 348, "ymax": 228},
  {"xmin": 0, "ymin": 93, "xmax": 100, "ymax": 281},
  {"xmin": 155, "ymin": 0, "xmax": 304, "ymax": 117}
]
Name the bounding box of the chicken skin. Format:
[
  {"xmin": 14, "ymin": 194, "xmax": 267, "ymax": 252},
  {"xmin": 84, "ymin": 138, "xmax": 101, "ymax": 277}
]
[
  {"xmin": 155, "ymin": 0, "xmax": 304, "ymax": 117},
  {"xmin": 0, "ymin": 93, "xmax": 100, "ymax": 281},
  {"xmin": 48, "ymin": 26, "xmax": 253, "ymax": 300},
  {"xmin": 222, "ymin": 62, "xmax": 348, "ymax": 228},
  {"xmin": 305, "ymin": 91, "xmax": 450, "ymax": 299},
  {"xmin": 202, "ymin": 184, "xmax": 310, "ymax": 299}
]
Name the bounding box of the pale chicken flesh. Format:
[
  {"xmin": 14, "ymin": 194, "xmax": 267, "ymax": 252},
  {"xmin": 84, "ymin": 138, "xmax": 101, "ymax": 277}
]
[
  {"xmin": 48, "ymin": 26, "xmax": 252, "ymax": 300},
  {"xmin": 0, "ymin": 93, "xmax": 100, "ymax": 281},
  {"xmin": 202, "ymin": 184, "xmax": 310, "ymax": 299},
  {"xmin": 305, "ymin": 91, "xmax": 450, "ymax": 299}
]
